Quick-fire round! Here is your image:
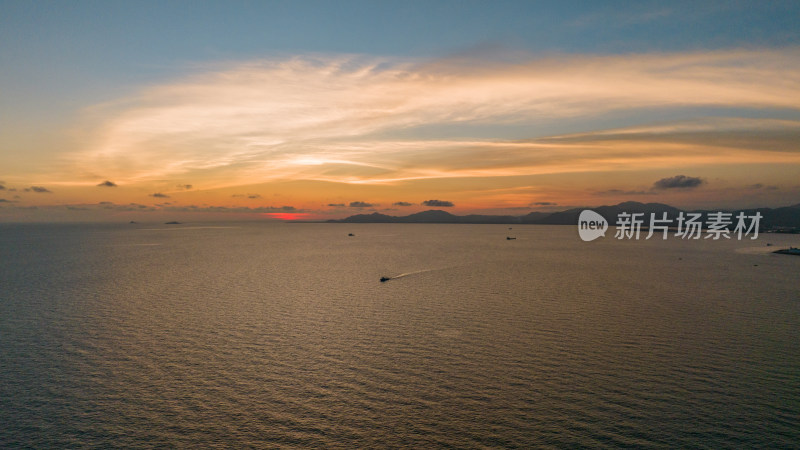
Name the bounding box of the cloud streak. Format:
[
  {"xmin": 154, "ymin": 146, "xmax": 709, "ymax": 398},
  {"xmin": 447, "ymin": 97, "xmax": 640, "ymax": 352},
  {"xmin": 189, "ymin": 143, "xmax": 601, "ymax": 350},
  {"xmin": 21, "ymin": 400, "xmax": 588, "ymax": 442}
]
[
  {"xmin": 349, "ymin": 201, "xmax": 373, "ymax": 208},
  {"xmin": 68, "ymin": 49, "xmax": 800, "ymax": 189},
  {"xmin": 653, "ymin": 175, "xmax": 704, "ymax": 189},
  {"xmin": 26, "ymin": 186, "xmax": 52, "ymax": 193},
  {"xmin": 422, "ymin": 199, "xmax": 454, "ymax": 207}
]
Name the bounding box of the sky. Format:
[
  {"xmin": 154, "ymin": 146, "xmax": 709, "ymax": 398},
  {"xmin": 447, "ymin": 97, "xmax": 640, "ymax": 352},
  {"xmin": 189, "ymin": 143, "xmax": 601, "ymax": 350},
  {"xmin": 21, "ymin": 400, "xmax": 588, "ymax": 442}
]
[{"xmin": 1, "ymin": 0, "xmax": 799, "ymax": 222}]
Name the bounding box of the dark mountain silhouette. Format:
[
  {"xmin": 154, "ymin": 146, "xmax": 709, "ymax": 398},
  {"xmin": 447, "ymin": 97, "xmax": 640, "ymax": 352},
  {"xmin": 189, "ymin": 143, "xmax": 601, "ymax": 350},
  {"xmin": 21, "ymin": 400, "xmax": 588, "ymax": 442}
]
[
  {"xmin": 520, "ymin": 211, "xmax": 550, "ymax": 223},
  {"xmin": 332, "ymin": 209, "xmax": 523, "ymax": 224},
  {"xmin": 460, "ymin": 214, "xmax": 522, "ymax": 224},
  {"xmin": 737, "ymin": 205, "xmax": 800, "ymax": 230},
  {"xmin": 402, "ymin": 210, "xmax": 457, "ymax": 223},
  {"xmin": 334, "ymin": 212, "xmax": 396, "ymax": 223},
  {"xmin": 533, "ymin": 202, "xmax": 682, "ymax": 225},
  {"xmin": 330, "ymin": 201, "xmax": 800, "ymax": 228}
]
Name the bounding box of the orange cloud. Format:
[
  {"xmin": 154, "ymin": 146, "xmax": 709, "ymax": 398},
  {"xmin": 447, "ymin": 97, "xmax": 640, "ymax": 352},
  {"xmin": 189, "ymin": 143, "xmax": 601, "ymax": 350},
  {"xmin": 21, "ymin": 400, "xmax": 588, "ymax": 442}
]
[{"xmin": 34, "ymin": 48, "xmax": 796, "ymax": 216}]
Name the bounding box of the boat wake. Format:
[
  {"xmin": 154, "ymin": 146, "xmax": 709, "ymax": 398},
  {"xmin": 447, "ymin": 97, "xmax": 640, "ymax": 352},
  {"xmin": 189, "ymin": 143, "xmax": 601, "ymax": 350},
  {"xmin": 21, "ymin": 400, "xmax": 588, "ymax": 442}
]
[
  {"xmin": 734, "ymin": 246, "xmax": 780, "ymax": 255},
  {"xmin": 380, "ymin": 268, "xmax": 443, "ymax": 282},
  {"xmin": 393, "ymin": 268, "xmax": 437, "ymax": 279}
]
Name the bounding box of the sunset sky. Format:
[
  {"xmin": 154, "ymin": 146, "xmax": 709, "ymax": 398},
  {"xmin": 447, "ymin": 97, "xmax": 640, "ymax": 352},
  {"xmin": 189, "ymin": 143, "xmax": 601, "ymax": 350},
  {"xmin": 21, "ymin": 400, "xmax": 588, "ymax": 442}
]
[{"xmin": 2, "ymin": 1, "xmax": 799, "ymax": 221}]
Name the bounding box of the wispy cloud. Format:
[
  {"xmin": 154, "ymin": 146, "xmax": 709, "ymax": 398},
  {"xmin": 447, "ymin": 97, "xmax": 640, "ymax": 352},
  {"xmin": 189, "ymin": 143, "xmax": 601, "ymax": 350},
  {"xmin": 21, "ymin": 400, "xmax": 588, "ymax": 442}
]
[
  {"xmin": 422, "ymin": 199, "xmax": 454, "ymax": 207},
  {"xmin": 26, "ymin": 186, "xmax": 52, "ymax": 193},
  {"xmin": 746, "ymin": 183, "xmax": 778, "ymax": 190},
  {"xmin": 232, "ymin": 193, "xmax": 262, "ymax": 199},
  {"xmin": 349, "ymin": 201, "xmax": 373, "ymax": 208},
  {"xmin": 67, "ymin": 49, "xmax": 800, "ymax": 189},
  {"xmin": 653, "ymin": 175, "xmax": 704, "ymax": 189}
]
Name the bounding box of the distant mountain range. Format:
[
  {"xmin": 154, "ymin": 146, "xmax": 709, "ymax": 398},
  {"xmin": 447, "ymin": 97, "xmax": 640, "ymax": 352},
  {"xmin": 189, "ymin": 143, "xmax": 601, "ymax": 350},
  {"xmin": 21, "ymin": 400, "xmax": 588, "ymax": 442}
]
[{"xmin": 330, "ymin": 201, "xmax": 800, "ymax": 229}]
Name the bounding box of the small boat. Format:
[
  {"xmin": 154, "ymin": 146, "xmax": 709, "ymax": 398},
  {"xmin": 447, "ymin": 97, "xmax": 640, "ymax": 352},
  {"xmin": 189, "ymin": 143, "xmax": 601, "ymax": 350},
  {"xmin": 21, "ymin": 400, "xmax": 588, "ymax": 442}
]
[
  {"xmin": 380, "ymin": 276, "xmax": 391, "ymax": 282},
  {"xmin": 773, "ymin": 247, "xmax": 800, "ymax": 256},
  {"xmin": 348, "ymin": 233, "xmax": 355, "ymax": 236},
  {"xmin": 506, "ymin": 236, "xmax": 516, "ymax": 240}
]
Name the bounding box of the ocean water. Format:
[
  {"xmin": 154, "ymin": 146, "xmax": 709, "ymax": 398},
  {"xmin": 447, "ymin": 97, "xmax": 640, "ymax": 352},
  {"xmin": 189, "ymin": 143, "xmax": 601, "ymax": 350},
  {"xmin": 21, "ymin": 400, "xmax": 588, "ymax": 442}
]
[{"xmin": 1, "ymin": 222, "xmax": 798, "ymax": 448}]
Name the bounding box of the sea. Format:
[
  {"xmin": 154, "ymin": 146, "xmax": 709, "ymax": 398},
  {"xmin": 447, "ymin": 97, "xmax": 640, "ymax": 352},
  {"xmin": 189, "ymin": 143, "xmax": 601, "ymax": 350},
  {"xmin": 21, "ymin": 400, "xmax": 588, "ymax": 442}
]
[{"xmin": 1, "ymin": 222, "xmax": 798, "ymax": 448}]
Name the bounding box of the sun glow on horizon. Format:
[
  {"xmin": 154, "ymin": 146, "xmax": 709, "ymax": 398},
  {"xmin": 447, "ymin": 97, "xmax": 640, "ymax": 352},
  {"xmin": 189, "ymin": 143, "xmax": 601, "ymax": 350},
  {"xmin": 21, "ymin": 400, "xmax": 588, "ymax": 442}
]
[{"xmin": 264, "ymin": 212, "xmax": 313, "ymax": 221}]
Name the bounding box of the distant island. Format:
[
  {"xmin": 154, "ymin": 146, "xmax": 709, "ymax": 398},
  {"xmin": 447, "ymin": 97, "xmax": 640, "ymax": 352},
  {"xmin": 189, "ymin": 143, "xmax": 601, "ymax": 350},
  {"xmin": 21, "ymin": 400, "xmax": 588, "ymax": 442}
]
[{"xmin": 329, "ymin": 201, "xmax": 800, "ymax": 230}]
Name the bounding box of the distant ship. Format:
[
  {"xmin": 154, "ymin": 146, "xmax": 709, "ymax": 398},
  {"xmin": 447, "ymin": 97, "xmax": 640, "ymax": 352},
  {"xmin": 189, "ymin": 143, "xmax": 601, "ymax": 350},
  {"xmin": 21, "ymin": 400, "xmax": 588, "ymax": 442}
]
[
  {"xmin": 506, "ymin": 237, "xmax": 516, "ymax": 240},
  {"xmin": 380, "ymin": 276, "xmax": 391, "ymax": 282}
]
